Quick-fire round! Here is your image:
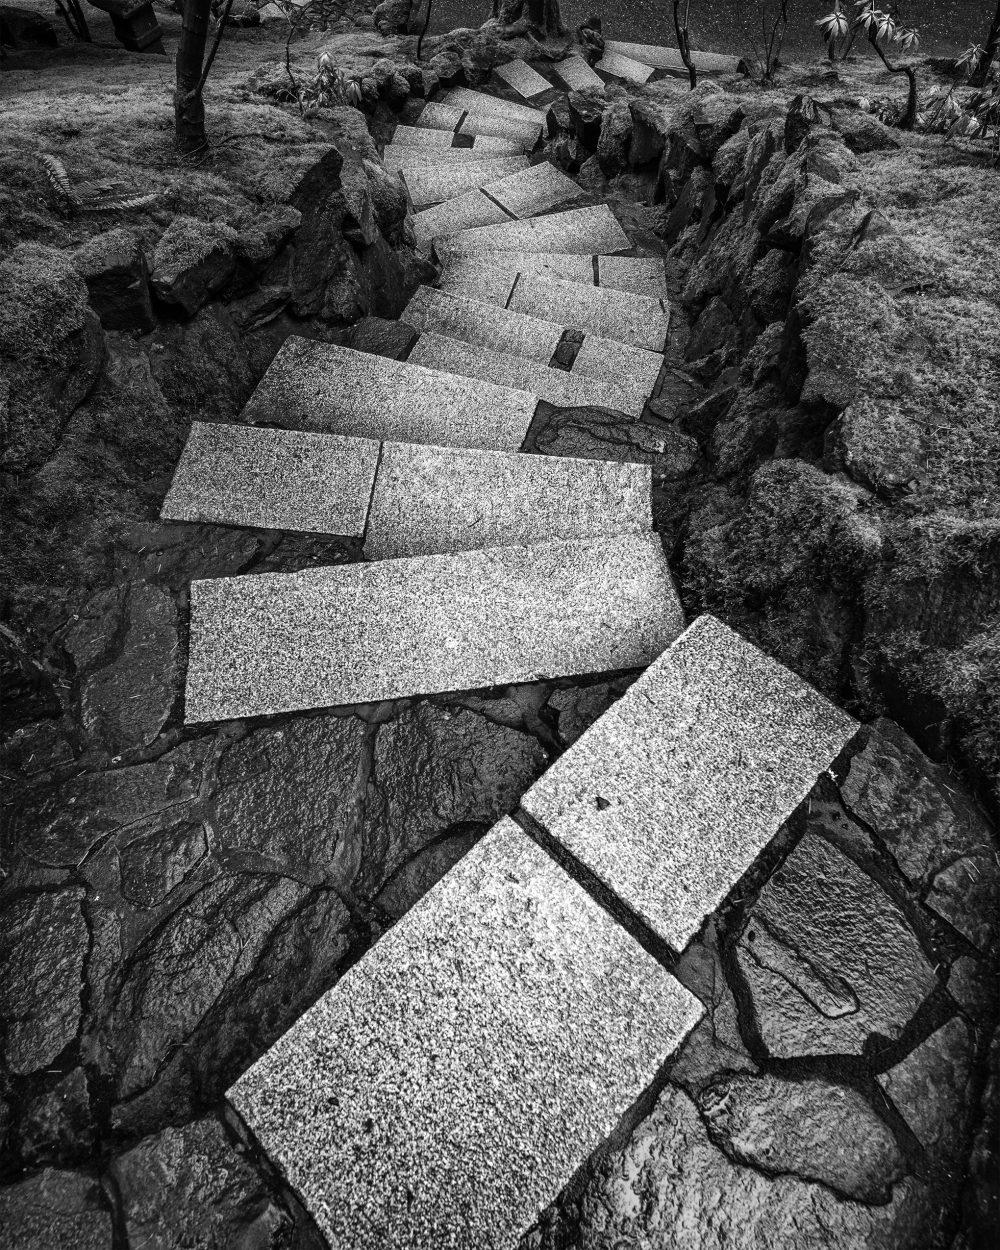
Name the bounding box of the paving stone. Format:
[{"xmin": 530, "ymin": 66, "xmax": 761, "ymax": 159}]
[
  {"xmin": 440, "ymin": 204, "xmax": 631, "ymax": 258},
  {"xmin": 364, "ymin": 441, "xmax": 651, "ymax": 560},
  {"xmin": 402, "ymin": 286, "xmax": 563, "ymax": 364},
  {"xmin": 160, "ymin": 422, "xmax": 380, "ymax": 535},
  {"xmin": 184, "ymin": 533, "xmax": 683, "ymax": 721},
  {"xmin": 402, "ymin": 156, "xmax": 530, "ymax": 208},
  {"xmin": 494, "ymin": 58, "xmax": 553, "ymax": 99},
  {"xmin": 409, "ymin": 331, "xmax": 644, "ymax": 416},
  {"xmin": 470, "ymin": 134, "xmax": 525, "ymax": 154},
  {"xmin": 458, "ymin": 112, "xmax": 543, "ymax": 147},
  {"xmin": 598, "ymin": 254, "xmax": 669, "ymax": 299},
  {"xmin": 0, "ymin": 1168, "xmax": 113, "ymax": 1250},
  {"xmin": 596, "ymin": 50, "xmax": 656, "ymax": 85},
  {"xmin": 438, "ymin": 262, "xmax": 518, "ymax": 307},
  {"xmin": 484, "ymin": 161, "xmax": 588, "ymax": 219},
  {"xmin": 382, "ymin": 144, "xmax": 527, "ymax": 173},
  {"xmin": 411, "ymin": 189, "xmax": 512, "ymax": 246},
  {"xmin": 511, "ymin": 273, "xmax": 670, "ymax": 351},
  {"xmin": 521, "ymin": 614, "xmax": 858, "ymax": 951},
  {"xmin": 439, "ymin": 251, "xmax": 595, "ymax": 307},
  {"xmin": 415, "ymin": 100, "xmax": 464, "ymax": 133},
  {"xmin": 391, "ymin": 123, "xmax": 455, "ymax": 148},
  {"xmin": 241, "ymin": 336, "xmax": 537, "ymax": 453},
  {"xmin": 228, "ymin": 818, "xmax": 702, "ymax": 1250},
  {"xmin": 604, "ymin": 39, "xmax": 743, "ymax": 75},
  {"xmin": 444, "ymin": 86, "xmax": 548, "ymax": 127},
  {"xmin": 556, "ymin": 55, "xmax": 606, "ymax": 93},
  {"xmin": 572, "ymin": 333, "xmax": 664, "ymax": 411}
]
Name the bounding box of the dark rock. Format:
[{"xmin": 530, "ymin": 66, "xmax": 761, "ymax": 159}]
[
  {"xmin": 663, "ymin": 165, "xmax": 713, "ymax": 244},
  {"xmin": 692, "ymin": 96, "xmax": 745, "ymax": 160},
  {"xmin": 0, "ymin": 1169, "xmax": 112, "ymax": 1249},
  {"xmin": 710, "ymin": 384, "xmax": 781, "ymax": 477},
  {"xmin": 109, "ymin": 1114, "xmax": 296, "ymax": 1248},
  {"xmin": 966, "ymin": 1025, "xmax": 1000, "ymax": 1236},
  {"xmin": 686, "ymin": 294, "xmax": 734, "ymax": 360},
  {"xmin": 597, "ymin": 98, "xmax": 633, "ymax": 177},
  {"xmin": 349, "ymin": 315, "xmax": 417, "ymax": 359},
  {"xmin": 118, "ymin": 819, "xmax": 208, "ymax": 911},
  {"xmin": 0, "ymin": 244, "xmax": 106, "ymax": 472},
  {"xmin": 657, "ymin": 428, "xmax": 701, "ymax": 479},
  {"xmin": 748, "ymin": 248, "xmax": 796, "ymax": 322},
  {"xmin": 363, "ymin": 158, "xmax": 408, "ymax": 233},
  {"xmin": 830, "ymin": 108, "xmax": 902, "ymax": 153},
  {"xmin": 150, "ymin": 216, "xmax": 238, "ymax": 318},
  {"xmin": 712, "ymin": 126, "xmax": 751, "ymax": 199},
  {"xmin": 234, "ymin": 205, "xmax": 301, "ymax": 272},
  {"xmin": 375, "ymin": 828, "xmax": 482, "ymax": 920},
  {"xmin": 629, "ymin": 99, "xmax": 669, "ymax": 167},
  {"xmin": 567, "ymin": 90, "xmax": 604, "ymax": 150},
  {"xmin": 74, "ymin": 229, "xmax": 155, "ymax": 334},
  {"xmin": 0, "ymin": 6, "xmax": 58, "ymax": 47},
  {"xmin": 684, "ymin": 370, "xmax": 739, "ymax": 440},
  {"xmin": 545, "ymin": 95, "xmax": 572, "ymax": 139},
  {"xmin": 735, "ymin": 831, "xmax": 938, "ymax": 1058},
  {"xmin": 784, "ymin": 93, "xmax": 829, "ymax": 154},
  {"xmin": 429, "ymin": 49, "xmax": 465, "ymax": 87},
  {"xmin": 832, "ymin": 398, "xmax": 925, "ymax": 499},
  {"xmin": 20, "ymin": 1068, "xmax": 93, "ymax": 1164},
  {"xmin": 547, "ymin": 679, "xmax": 630, "ymax": 747},
  {"xmin": 525, "ymin": 405, "xmax": 667, "ymax": 465},
  {"xmin": 879, "ymin": 1017, "xmax": 973, "ymax": 1165},
  {"xmin": 698, "ymin": 1073, "xmax": 906, "ymax": 1201},
  {"xmin": 0, "ymin": 889, "xmax": 87, "ymax": 1074}
]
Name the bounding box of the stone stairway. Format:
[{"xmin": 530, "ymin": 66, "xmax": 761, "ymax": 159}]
[{"xmin": 159, "ymin": 57, "xmax": 855, "ymax": 1250}]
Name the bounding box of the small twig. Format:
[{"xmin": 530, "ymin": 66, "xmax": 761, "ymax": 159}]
[{"xmin": 196, "ymin": 0, "xmax": 236, "ymax": 97}]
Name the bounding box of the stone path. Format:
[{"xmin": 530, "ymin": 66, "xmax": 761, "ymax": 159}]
[{"xmin": 157, "ymin": 55, "xmax": 862, "ymax": 1247}]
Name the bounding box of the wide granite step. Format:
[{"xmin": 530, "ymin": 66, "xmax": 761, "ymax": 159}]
[
  {"xmin": 604, "ymin": 39, "xmax": 743, "ymax": 76},
  {"xmin": 522, "ymin": 613, "xmax": 859, "ymax": 951},
  {"xmin": 161, "ymin": 421, "xmax": 652, "ymax": 552},
  {"xmin": 442, "ymin": 85, "xmax": 548, "ymax": 128},
  {"xmin": 408, "ymin": 331, "xmax": 644, "ymax": 417},
  {"xmin": 555, "ymin": 55, "xmax": 605, "ymax": 93},
  {"xmin": 438, "ymin": 204, "xmax": 631, "ymax": 258},
  {"xmin": 240, "ymin": 336, "xmax": 537, "ymax": 453},
  {"xmin": 596, "ymin": 49, "xmax": 656, "ymax": 85},
  {"xmin": 494, "ymin": 57, "xmax": 553, "ymax": 100},
  {"xmin": 415, "ymin": 101, "xmax": 542, "ymax": 149},
  {"xmin": 401, "ymin": 155, "xmax": 530, "ymax": 208},
  {"xmin": 228, "ymin": 818, "xmax": 702, "ymax": 1250},
  {"xmin": 381, "ymin": 143, "xmax": 529, "ymax": 173},
  {"xmin": 391, "ymin": 125, "xmax": 523, "ymax": 154},
  {"xmin": 439, "ymin": 252, "xmax": 668, "ymax": 305},
  {"xmin": 183, "ymin": 531, "xmax": 685, "ymax": 720},
  {"xmin": 509, "ymin": 272, "xmax": 671, "ymax": 352}
]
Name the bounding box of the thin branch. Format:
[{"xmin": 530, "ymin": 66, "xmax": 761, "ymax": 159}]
[{"xmin": 197, "ymin": 0, "xmax": 236, "ymax": 97}]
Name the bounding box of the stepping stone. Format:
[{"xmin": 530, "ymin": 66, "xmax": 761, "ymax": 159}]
[
  {"xmin": 391, "ymin": 124, "xmax": 455, "ymax": 148},
  {"xmin": 555, "ymin": 55, "xmax": 606, "ymax": 93},
  {"xmin": 241, "ymin": 337, "xmax": 537, "ymax": 453},
  {"xmin": 458, "ymin": 111, "xmax": 543, "ymax": 148},
  {"xmin": 228, "ymin": 818, "xmax": 702, "ymax": 1250},
  {"xmin": 160, "ymin": 422, "xmax": 379, "ymax": 535},
  {"xmin": 440, "ymin": 251, "xmax": 595, "ymax": 306},
  {"xmin": 391, "ymin": 128, "xmax": 524, "ymax": 155},
  {"xmin": 510, "ymin": 273, "xmax": 670, "ymax": 351},
  {"xmin": 469, "ymin": 134, "xmax": 527, "ymax": 154},
  {"xmin": 604, "ymin": 39, "xmax": 743, "ymax": 76},
  {"xmin": 598, "ymin": 254, "xmax": 669, "ymax": 300},
  {"xmin": 382, "ymin": 144, "xmax": 527, "ymax": 173},
  {"xmin": 596, "ymin": 50, "xmax": 656, "ymax": 85},
  {"xmin": 184, "ymin": 532, "xmax": 686, "ymax": 720},
  {"xmin": 411, "ymin": 190, "xmax": 512, "ymax": 246},
  {"xmin": 444, "ymin": 85, "xmax": 547, "ymax": 128},
  {"xmin": 364, "ymin": 441, "xmax": 651, "ymax": 560},
  {"xmin": 415, "ymin": 100, "xmax": 465, "ymax": 133},
  {"xmin": 494, "ymin": 58, "xmax": 553, "ymax": 99},
  {"xmin": 401, "ymin": 156, "xmax": 530, "ymax": 208},
  {"xmin": 572, "ymin": 334, "xmax": 663, "ymax": 408},
  {"xmin": 402, "ymin": 286, "xmax": 563, "ymax": 364},
  {"xmin": 521, "ymin": 614, "xmax": 859, "ymax": 952},
  {"xmin": 409, "ymin": 332, "xmax": 645, "ymax": 418},
  {"xmin": 483, "ymin": 161, "xmax": 587, "ymax": 219},
  {"xmin": 441, "ymin": 204, "xmax": 631, "ymax": 258}
]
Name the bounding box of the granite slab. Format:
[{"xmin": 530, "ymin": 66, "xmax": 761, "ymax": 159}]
[
  {"xmin": 404, "ymin": 157, "xmax": 528, "ymax": 209},
  {"xmin": 415, "ymin": 101, "xmax": 465, "ymax": 132},
  {"xmin": 228, "ymin": 818, "xmax": 702, "ymax": 1250},
  {"xmin": 439, "ymin": 252, "xmax": 595, "ymax": 307},
  {"xmin": 401, "ymin": 287, "xmax": 564, "ymax": 364},
  {"xmin": 184, "ymin": 532, "xmax": 684, "ymax": 720},
  {"xmin": 470, "ymin": 134, "xmax": 526, "ymax": 154},
  {"xmin": 494, "ymin": 58, "xmax": 553, "ymax": 100},
  {"xmin": 409, "ymin": 332, "xmax": 643, "ymax": 416},
  {"xmin": 572, "ymin": 334, "xmax": 664, "ymax": 410},
  {"xmin": 391, "ymin": 124, "xmax": 455, "ymax": 148},
  {"xmin": 457, "ymin": 112, "xmax": 543, "ymax": 148},
  {"xmin": 521, "ymin": 614, "xmax": 859, "ymax": 951},
  {"xmin": 160, "ymin": 422, "xmax": 379, "ymax": 535},
  {"xmin": 604, "ymin": 40, "xmax": 743, "ymax": 75},
  {"xmin": 444, "ymin": 86, "xmax": 548, "ymax": 127},
  {"xmin": 240, "ymin": 337, "xmax": 537, "ymax": 453},
  {"xmin": 596, "ymin": 50, "xmax": 656, "ymax": 85},
  {"xmin": 364, "ymin": 440, "xmax": 651, "ymax": 560},
  {"xmin": 411, "ymin": 190, "xmax": 512, "ymax": 246},
  {"xmin": 598, "ymin": 255, "xmax": 669, "ymax": 300},
  {"xmin": 483, "ymin": 162, "xmax": 587, "ymax": 220},
  {"xmin": 510, "ymin": 273, "xmax": 670, "ymax": 351},
  {"xmin": 440, "ymin": 205, "xmax": 630, "ymax": 258},
  {"xmin": 382, "ymin": 145, "xmax": 528, "ymax": 173},
  {"xmin": 555, "ymin": 55, "xmax": 606, "ymax": 93}
]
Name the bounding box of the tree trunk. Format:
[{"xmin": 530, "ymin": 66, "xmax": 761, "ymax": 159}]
[
  {"xmin": 972, "ymin": 0, "xmax": 1000, "ymax": 86},
  {"xmin": 175, "ymin": 0, "xmax": 212, "ymax": 153},
  {"xmin": 673, "ymin": 0, "xmax": 696, "ymax": 89},
  {"xmin": 868, "ymin": 26, "xmax": 917, "ymax": 130},
  {"xmin": 492, "ymin": 0, "xmax": 564, "ymax": 37}
]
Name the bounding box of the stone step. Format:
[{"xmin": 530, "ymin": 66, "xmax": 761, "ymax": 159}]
[
  {"xmin": 555, "ymin": 54, "xmax": 606, "ymax": 93},
  {"xmin": 364, "ymin": 440, "xmax": 652, "ymax": 560},
  {"xmin": 439, "ymin": 252, "xmax": 668, "ymax": 305},
  {"xmin": 439, "ymin": 203, "xmax": 631, "ymax": 258},
  {"xmin": 522, "ymin": 614, "xmax": 859, "ymax": 951},
  {"xmin": 415, "ymin": 101, "xmax": 542, "ymax": 149},
  {"xmin": 401, "ymin": 155, "xmax": 530, "ymax": 208},
  {"xmin": 599, "ymin": 254, "xmax": 670, "ymax": 299},
  {"xmin": 596, "ymin": 49, "xmax": 656, "ymax": 84},
  {"xmin": 391, "ymin": 125, "xmax": 524, "ymax": 154},
  {"xmin": 381, "ymin": 143, "xmax": 527, "ymax": 172},
  {"xmin": 408, "ymin": 331, "xmax": 645, "ymax": 417},
  {"xmin": 604, "ymin": 39, "xmax": 743, "ymax": 76},
  {"xmin": 228, "ymin": 817, "xmax": 702, "ymax": 1250},
  {"xmin": 494, "ymin": 57, "xmax": 553, "ymax": 100},
  {"xmin": 411, "ymin": 189, "xmax": 512, "ymax": 245},
  {"xmin": 571, "ymin": 334, "xmax": 664, "ymax": 408},
  {"xmin": 161, "ymin": 421, "xmax": 651, "ymax": 550},
  {"xmin": 443, "ymin": 85, "xmax": 548, "ymax": 128},
  {"xmin": 184, "ymin": 531, "xmax": 685, "ymax": 720},
  {"xmin": 510, "ymin": 272, "xmax": 670, "ymax": 352},
  {"xmin": 402, "ymin": 285, "xmax": 564, "ymax": 364},
  {"xmin": 241, "ymin": 336, "xmax": 537, "ymax": 453}
]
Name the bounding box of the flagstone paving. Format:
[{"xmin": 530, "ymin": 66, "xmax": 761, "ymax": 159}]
[{"xmin": 228, "ymin": 819, "xmax": 702, "ymax": 1250}]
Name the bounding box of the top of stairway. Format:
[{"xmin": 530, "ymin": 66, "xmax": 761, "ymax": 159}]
[
  {"xmin": 493, "ymin": 58, "xmax": 553, "ymax": 100},
  {"xmin": 604, "ymin": 39, "xmax": 743, "ymax": 76},
  {"xmin": 442, "ymin": 86, "xmax": 548, "ymax": 127}
]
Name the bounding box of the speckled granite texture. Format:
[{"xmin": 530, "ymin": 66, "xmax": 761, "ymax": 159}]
[
  {"xmin": 483, "ymin": 162, "xmax": 587, "ymax": 220},
  {"xmin": 439, "ymin": 205, "xmax": 630, "ymax": 258},
  {"xmin": 240, "ymin": 337, "xmax": 537, "ymax": 453},
  {"xmin": 391, "ymin": 124, "xmax": 454, "ymax": 148},
  {"xmin": 604, "ymin": 39, "xmax": 742, "ymax": 74},
  {"xmin": 401, "ymin": 287, "xmax": 563, "ymax": 364},
  {"xmin": 402, "ymin": 157, "xmax": 529, "ymax": 208},
  {"xmin": 555, "ymin": 55, "xmax": 605, "ymax": 92},
  {"xmin": 494, "ymin": 58, "xmax": 552, "ymax": 100},
  {"xmin": 227, "ymin": 818, "xmax": 702, "ymax": 1250},
  {"xmin": 383, "ymin": 145, "xmax": 528, "ymax": 173},
  {"xmin": 184, "ymin": 533, "xmax": 684, "ymax": 721},
  {"xmin": 598, "ymin": 255, "xmax": 669, "ymax": 299},
  {"xmin": 510, "ymin": 273, "xmax": 670, "ymax": 351},
  {"xmin": 572, "ymin": 334, "xmax": 664, "ymax": 409},
  {"xmin": 441, "ymin": 252, "xmax": 596, "ymax": 307},
  {"xmin": 443, "ymin": 86, "xmax": 547, "ymax": 127},
  {"xmin": 411, "ymin": 191, "xmax": 512, "ymax": 246},
  {"xmin": 458, "ymin": 112, "xmax": 542, "ymax": 147},
  {"xmin": 415, "ymin": 101, "xmax": 464, "ymax": 133},
  {"xmin": 521, "ymin": 614, "xmax": 859, "ymax": 950},
  {"xmin": 363, "ymin": 441, "xmax": 651, "ymax": 560},
  {"xmin": 596, "ymin": 50, "xmax": 656, "ymax": 85}
]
